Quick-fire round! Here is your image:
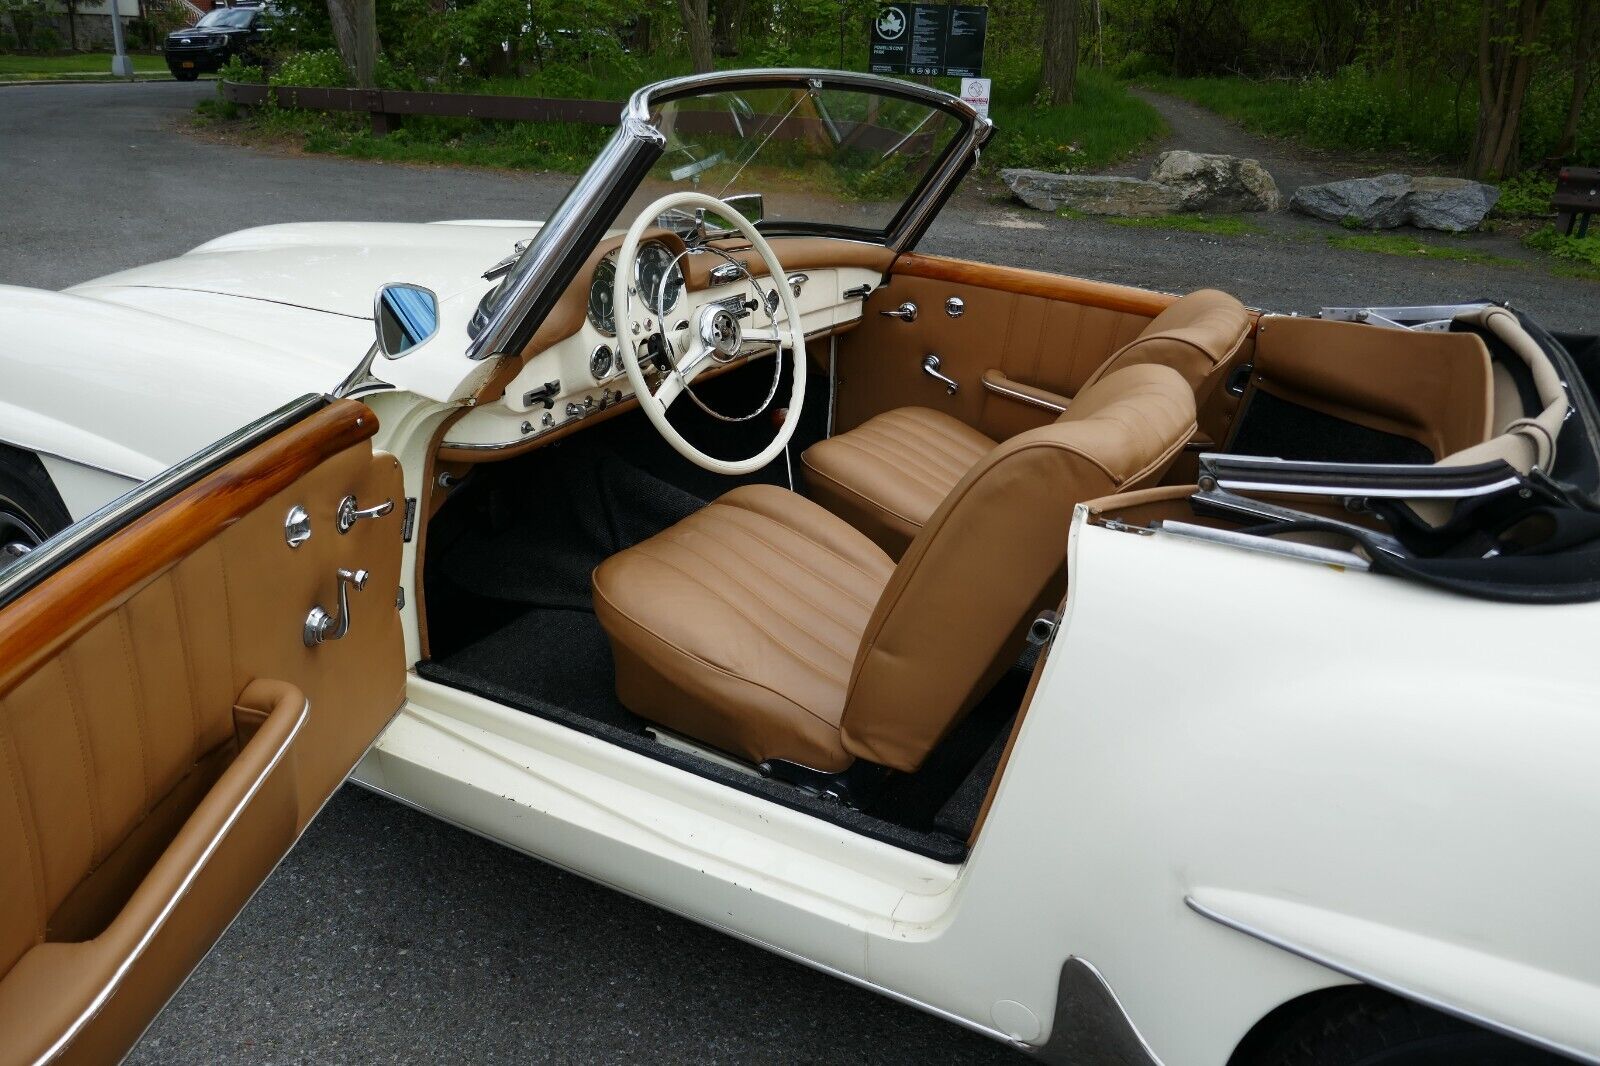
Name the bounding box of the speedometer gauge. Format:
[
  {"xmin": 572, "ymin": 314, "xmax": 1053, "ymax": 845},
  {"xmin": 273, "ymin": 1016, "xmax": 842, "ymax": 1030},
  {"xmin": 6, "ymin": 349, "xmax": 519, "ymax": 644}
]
[
  {"xmin": 588, "ymin": 256, "xmax": 617, "ymax": 335},
  {"xmin": 635, "ymin": 242, "xmax": 684, "ymax": 316}
]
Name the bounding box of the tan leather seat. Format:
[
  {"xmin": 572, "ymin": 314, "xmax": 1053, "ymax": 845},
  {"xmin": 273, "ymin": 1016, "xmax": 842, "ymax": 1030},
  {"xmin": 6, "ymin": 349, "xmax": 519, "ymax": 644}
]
[
  {"xmin": 594, "ymin": 365, "xmax": 1197, "ymax": 774},
  {"xmin": 803, "ymin": 288, "xmax": 1248, "ymax": 557}
]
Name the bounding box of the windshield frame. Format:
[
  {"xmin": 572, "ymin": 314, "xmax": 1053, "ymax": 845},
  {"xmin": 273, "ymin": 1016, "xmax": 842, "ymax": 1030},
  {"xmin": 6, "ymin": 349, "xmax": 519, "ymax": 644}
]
[{"xmin": 466, "ymin": 69, "xmax": 992, "ymax": 363}]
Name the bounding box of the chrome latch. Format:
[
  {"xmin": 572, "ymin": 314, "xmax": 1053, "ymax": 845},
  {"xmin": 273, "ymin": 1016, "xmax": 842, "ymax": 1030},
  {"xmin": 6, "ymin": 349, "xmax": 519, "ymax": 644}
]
[
  {"xmin": 336, "ymin": 494, "xmax": 393, "ymax": 534},
  {"xmin": 303, "ymin": 567, "xmax": 369, "ymax": 647},
  {"xmin": 880, "ymin": 301, "xmax": 918, "ymax": 322},
  {"xmin": 922, "ymin": 353, "xmax": 959, "ymax": 394},
  {"xmin": 285, "ymin": 504, "xmax": 311, "ymax": 548}
]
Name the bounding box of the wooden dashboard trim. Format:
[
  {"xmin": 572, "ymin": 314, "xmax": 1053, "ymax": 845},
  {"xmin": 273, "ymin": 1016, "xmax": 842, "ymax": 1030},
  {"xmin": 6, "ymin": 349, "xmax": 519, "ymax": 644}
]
[
  {"xmin": 891, "ymin": 252, "xmax": 1180, "ymax": 319},
  {"xmin": 0, "ymin": 400, "xmax": 377, "ymax": 696}
]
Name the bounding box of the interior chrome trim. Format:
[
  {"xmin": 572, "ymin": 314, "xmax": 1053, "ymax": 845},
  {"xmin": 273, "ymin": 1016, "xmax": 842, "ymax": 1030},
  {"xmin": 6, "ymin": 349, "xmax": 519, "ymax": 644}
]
[
  {"xmin": 0, "ymin": 394, "xmax": 329, "ymax": 613},
  {"xmin": 982, "ymin": 375, "xmax": 1067, "ymax": 414},
  {"xmin": 1156, "ymin": 520, "xmax": 1373, "ymax": 571},
  {"xmin": 1183, "ymin": 895, "xmax": 1599, "ymax": 1066},
  {"xmin": 38, "ymin": 700, "xmax": 311, "ymax": 1066},
  {"xmin": 1198, "ymin": 454, "xmax": 1525, "ymax": 500}
]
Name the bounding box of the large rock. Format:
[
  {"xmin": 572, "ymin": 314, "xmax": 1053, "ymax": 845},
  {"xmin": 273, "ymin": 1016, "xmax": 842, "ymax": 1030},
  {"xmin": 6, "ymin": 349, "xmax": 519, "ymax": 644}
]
[
  {"xmin": 1001, "ymin": 169, "xmax": 1184, "ymax": 216},
  {"xmin": 1290, "ymin": 174, "xmax": 1500, "ymax": 232},
  {"xmin": 1148, "ymin": 150, "xmax": 1281, "ymax": 212}
]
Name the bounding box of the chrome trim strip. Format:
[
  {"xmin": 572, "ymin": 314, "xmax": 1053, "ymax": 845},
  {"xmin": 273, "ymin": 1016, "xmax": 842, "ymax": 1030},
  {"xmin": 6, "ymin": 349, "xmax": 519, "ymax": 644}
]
[
  {"xmin": 982, "ymin": 376, "xmax": 1067, "ymax": 414},
  {"xmin": 1183, "ymin": 896, "xmax": 1600, "ymax": 1066},
  {"xmin": 0, "ymin": 394, "xmax": 329, "ymax": 612},
  {"xmin": 38, "ymin": 700, "xmax": 312, "ymax": 1065},
  {"xmin": 1156, "ymin": 520, "xmax": 1372, "ymax": 571},
  {"xmin": 353, "ymin": 772, "xmax": 1025, "ymax": 1051}
]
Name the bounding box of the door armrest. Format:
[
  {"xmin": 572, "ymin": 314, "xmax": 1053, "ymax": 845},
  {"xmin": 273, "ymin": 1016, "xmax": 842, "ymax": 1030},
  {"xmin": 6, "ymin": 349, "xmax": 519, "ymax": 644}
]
[{"xmin": 981, "ymin": 369, "xmax": 1070, "ymax": 415}]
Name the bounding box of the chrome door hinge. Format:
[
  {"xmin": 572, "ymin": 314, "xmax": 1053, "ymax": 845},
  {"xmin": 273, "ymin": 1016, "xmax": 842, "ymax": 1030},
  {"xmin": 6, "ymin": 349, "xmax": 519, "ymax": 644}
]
[{"xmin": 401, "ymin": 497, "xmax": 418, "ymax": 542}]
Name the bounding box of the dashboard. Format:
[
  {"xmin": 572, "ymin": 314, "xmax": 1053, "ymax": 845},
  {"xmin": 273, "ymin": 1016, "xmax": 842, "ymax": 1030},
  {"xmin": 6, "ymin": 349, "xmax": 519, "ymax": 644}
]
[{"xmin": 441, "ymin": 234, "xmax": 889, "ymax": 457}]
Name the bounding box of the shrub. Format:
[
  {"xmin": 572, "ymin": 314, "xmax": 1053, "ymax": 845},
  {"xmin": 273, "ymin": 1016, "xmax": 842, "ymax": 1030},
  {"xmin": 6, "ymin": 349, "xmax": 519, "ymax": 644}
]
[
  {"xmin": 218, "ymin": 55, "xmax": 266, "ymax": 84},
  {"xmin": 1493, "ymin": 171, "xmax": 1557, "ymax": 219},
  {"xmin": 269, "ymin": 47, "xmax": 348, "ymax": 87},
  {"xmin": 1525, "ymin": 226, "xmax": 1600, "ymax": 271}
]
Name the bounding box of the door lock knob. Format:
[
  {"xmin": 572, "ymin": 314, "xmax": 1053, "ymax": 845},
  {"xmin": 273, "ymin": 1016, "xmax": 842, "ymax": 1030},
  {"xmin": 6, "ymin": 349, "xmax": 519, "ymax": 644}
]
[
  {"xmin": 336, "ymin": 494, "xmax": 393, "ymax": 534},
  {"xmin": 880, "ymin": 301, "xmax": 918, "ymax": 322}
]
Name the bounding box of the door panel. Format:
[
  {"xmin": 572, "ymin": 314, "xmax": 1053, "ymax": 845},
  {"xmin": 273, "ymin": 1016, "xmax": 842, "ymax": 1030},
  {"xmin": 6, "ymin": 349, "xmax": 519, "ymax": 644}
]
[
  {"xmin": 0, "ymin": 396, "xmax": 404, "ymax": 1065},
  {"xmin": 835, "ymin": 253, "xmax": 1169, "ymax": 441}
]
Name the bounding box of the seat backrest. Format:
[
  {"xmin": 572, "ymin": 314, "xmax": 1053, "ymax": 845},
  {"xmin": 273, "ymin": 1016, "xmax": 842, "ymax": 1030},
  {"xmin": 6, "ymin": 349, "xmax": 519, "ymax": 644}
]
[
  {"xmin": 838, "ymin": 364, "xmax": 1198, "ymax": 773},
  {"xmin": 1080, "ymin": 288, "xmax": 1250, "ymax": 401}
]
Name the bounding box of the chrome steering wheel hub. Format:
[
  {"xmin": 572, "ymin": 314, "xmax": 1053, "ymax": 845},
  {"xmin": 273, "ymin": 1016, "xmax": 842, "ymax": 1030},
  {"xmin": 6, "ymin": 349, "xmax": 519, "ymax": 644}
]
[{"xmin": 699, "ymin": 305, "xmax": 743, "ymax": 362}]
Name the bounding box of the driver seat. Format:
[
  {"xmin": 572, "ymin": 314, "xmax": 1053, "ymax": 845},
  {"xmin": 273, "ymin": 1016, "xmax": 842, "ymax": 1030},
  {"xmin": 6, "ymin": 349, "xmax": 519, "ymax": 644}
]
[{"xmin": 592, "ymin": 364, "xmax": 1197, "ymax": 774}]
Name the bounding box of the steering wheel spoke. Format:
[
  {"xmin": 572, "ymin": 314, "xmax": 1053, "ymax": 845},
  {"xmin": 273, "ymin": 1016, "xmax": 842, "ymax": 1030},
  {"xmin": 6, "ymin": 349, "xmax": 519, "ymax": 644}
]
[{"xmin": 652, "ymin": 369, "xmax": 686, "ymax": 410}]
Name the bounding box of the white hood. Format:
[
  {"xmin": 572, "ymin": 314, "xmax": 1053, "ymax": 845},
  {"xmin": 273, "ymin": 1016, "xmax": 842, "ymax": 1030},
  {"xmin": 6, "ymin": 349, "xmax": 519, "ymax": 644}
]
[{"xmin": 2, "ymin": 220, "xmax": 541, "ymax": 480}]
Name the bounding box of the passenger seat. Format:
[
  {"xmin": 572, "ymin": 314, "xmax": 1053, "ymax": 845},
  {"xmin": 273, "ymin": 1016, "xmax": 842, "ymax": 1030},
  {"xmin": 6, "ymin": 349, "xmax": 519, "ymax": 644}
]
[{"xmin": 803, "ymin": 288, "xmax": 1248, "ymax": 556}]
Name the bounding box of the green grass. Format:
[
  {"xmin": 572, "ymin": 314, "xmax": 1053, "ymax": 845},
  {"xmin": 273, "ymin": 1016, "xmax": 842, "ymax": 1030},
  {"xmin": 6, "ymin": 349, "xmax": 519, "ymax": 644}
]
[
  {"xmin": 0, "ymin": 53, "xmax": 167, "ymax": 77},
  {"xmin": 208, "ymin": 52, "xmax": 1165, "ymax": 179},
  {"xmin": 1097, "ymin": 213, "xmax": 1261, "ymax": 235},
  {"xmin": 1493, "ymin": 171, "xmax": 1557, "ymax": 219},
  {"xmin": 1326, "ymin": 232, "xmax": 1520, "ymax": 267}
]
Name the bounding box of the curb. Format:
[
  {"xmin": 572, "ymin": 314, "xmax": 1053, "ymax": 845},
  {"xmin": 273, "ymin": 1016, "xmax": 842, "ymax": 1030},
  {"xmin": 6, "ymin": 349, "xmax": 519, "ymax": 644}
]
[{"xmin": 0, "ymin": 75, "xmax": 194, "ymax": 87}]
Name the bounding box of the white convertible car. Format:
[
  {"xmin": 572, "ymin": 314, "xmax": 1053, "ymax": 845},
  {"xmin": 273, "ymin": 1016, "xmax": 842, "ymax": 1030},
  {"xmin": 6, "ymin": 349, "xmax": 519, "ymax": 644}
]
[{"xmin": 1, "ymin": 70, "xmax": 1598, "ymax": 1065}]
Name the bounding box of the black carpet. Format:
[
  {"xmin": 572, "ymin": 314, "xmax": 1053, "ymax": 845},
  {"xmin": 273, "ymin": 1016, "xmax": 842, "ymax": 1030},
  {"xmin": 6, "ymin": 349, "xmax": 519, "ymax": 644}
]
[{"xmin": 422, "ymin": 362, "xmax": 1023, "ymax": 862}]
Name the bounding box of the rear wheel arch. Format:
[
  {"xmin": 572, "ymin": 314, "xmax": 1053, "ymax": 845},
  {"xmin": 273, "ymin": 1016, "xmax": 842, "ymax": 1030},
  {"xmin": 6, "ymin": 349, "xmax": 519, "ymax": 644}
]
[
  {"xmin": 1229, "ymin": 985, "xmax": 1570, "ymax": 1066},
  {"xmin": 0, "ymin": 442, "xmax": 73, "ymax": 553}
]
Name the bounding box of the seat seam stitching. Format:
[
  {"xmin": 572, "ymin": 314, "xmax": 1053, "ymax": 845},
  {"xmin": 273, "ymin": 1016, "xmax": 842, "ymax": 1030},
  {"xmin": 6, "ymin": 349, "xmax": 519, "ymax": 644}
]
[
  {"xmin": 824, "ymin": 435, "xmax": 958, "ymax": 494},
  {"xmin": 685, "ymin": 524, "xmax": 875, "ymax": 629},
  {"xmin": 115, "ymin": 608, "xmax": 151, "ymax": 814},
  {"xmin": 800, "ymin": 460, "xmax": 924, "ymax": 529},
  {"xmin": 875, "ymin": 413, "xmax": 992, "ymax": 466},
  {"xmin": 664, "ymin": 530, "xmax": 863, "ymax": 661},
  {"xmin": 699, "ymin": 516, "xmax": 881, "ymax": 611},
  {"xmin": 632, "ymin": 545, "xmax": 851, "ymax": 685},
  {"xmin": 851, "ymin": 422, "xmax": 972, "ymax": 478},
  {"xmin": 717, "ymin": 502, "xmax": 892, "ymax": 584},
  {"xmin": 171, "ymin": 574, "xmax": 203, "ymax": 768},
  {"xmin": 0, "ymin": 701, "xmax": 49, "ymax": 939}
]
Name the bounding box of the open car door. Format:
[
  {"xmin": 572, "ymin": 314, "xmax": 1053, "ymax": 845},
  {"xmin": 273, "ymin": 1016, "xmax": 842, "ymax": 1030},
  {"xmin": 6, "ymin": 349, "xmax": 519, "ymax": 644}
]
[{"xmin": 0, "ymin": 396, "xmax": 405, "ymax": 1065}]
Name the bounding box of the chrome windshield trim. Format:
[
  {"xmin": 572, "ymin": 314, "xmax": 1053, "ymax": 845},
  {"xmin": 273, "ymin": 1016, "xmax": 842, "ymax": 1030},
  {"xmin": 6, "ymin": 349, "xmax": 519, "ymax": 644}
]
[
  {"xmin": 470, "ymin": 69, "xmax": 986, "ymax": 362},
  {"xmin": 1198, "ymin": 453, "xmax": 1524, "ymax": 500},
  {"xmin": 1184, "ymin": 896, "xmax": 1599, "ymax": 1066},
  {"xmin": 0, "ymin": 393, "xmax": 329, "ymax": 611},
  {"xmin": 1155, "ymin": 520, "xmax": 1373, "ymax": 571}
]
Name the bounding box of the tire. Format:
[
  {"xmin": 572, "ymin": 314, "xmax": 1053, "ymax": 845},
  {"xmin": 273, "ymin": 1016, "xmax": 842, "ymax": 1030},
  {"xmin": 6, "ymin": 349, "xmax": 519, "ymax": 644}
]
[
  {"xmin": 1248, "ymin": 989, "xmax": 1567, "ymax": 1066},
  {"xmin": 0, "ymin": 446, "xmax": 72, "ymax": 560}
]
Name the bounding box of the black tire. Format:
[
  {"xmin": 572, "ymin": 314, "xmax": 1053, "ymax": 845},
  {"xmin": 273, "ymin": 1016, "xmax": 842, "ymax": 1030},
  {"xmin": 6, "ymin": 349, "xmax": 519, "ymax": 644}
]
[
  {"xmin": 0, "ymin": 446, "xmax": 72, "ymax": 559},
  {"xmin": 1248, "ymin": 988, "xmax": 1566, "ymax": 1066},
  {"xmin": 170, "ymin": 67, "xmax": 201, "ymax": 81}
]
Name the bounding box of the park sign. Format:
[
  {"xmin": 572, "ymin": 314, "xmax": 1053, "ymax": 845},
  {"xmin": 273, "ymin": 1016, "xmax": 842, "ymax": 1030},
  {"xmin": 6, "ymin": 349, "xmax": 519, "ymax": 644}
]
[{"xmin": 870, "ymin": 5, "xmax": 988, "ymax": 79}]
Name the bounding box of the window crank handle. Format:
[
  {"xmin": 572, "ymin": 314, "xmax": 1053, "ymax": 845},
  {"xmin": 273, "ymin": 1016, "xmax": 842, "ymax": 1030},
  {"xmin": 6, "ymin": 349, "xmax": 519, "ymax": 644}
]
[
  {"xmin": 922, "ymin": 353, "xmax": 959, "ymax": 395},
  {"xmin": 303, "ymin": 567, "xmax": 370, "ymax": 647}
]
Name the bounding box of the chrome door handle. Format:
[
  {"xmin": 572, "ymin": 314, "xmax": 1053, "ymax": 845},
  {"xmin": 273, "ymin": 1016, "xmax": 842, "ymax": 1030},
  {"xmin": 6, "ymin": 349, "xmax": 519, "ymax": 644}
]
[
  {"xmin": 880, "ymin": 301, "xmax": 918, "ymax": 322},
  {"xmin": 922, "ymin": 354, "xmax": 959, "ymax": 394},
  {"xmin": 336, "ymin": 494, "xmax": 393, "ymax": 534},
  {"xmin": 303, "ymin": 567, "xmax": 369, "ymax": 647}
]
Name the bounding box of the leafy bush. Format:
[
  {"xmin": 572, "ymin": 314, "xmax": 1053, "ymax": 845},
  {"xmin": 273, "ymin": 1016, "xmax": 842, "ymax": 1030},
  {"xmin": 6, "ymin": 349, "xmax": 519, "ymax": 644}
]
[
  {"xmin": 218, "ymin": 55, "xmax": 266, "ymax": 84},
  {"xmin": 1494, "ymin": 171, "xmax": 1557, "ymax": 219},
  {"xmin": 1525, "ymin": 226, "xmax": 1600, "ymax": 273},
  {"xmin": 269, "ymin": 48, "xmax": 349, "ymax": 87}
]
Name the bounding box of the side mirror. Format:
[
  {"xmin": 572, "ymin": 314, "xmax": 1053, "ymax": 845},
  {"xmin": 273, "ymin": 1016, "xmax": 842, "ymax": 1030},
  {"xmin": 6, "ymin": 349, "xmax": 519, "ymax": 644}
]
[
  {"xmin": 703, "ymin": 193, "xmax": 765, "ymax": 233},
  {"xmin": 374, "ymin": 283, "xmax": 439, "ymax": 359}
]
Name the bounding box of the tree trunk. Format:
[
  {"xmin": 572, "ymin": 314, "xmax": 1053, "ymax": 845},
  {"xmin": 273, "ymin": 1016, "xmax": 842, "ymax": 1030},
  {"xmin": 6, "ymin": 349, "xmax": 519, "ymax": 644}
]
[
  {"xmin": 1467, "ymin": 0, "xmax": 1551, "ymax": 180},
  {"xmin": 711, "ymin": 0, "xmax": 743, "ymax": 57},
  {"xmin": 1556, "ymin": 0, "xmax": 1598, "ymax": 159},
  {"xmin": 65, "ymin": 2, "xmax": 77, "ymax": 50},
  {"xmin": 1042, "ymin": 0, "xmax": 1078, "ymax": 105},
  {"xmin": 327, "ymin": 0, "xmax": 379, "ymax": 88},
  {"xmin": 678, "ymin": 0, "xmax": 714, "ymax": 73}
]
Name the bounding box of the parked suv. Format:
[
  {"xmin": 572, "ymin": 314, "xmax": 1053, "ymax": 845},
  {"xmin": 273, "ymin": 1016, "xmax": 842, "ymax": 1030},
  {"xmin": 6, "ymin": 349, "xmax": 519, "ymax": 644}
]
[{"xmin": 163, "ymin": 7, "xmax": 266, "ymax": 81}]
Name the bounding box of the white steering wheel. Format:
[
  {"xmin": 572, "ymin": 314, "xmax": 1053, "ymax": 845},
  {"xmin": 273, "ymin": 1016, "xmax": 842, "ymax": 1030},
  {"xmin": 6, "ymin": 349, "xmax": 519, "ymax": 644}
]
[{"xmin": 614, "ymin": 191, "xmax": 807, "ymax": 476}]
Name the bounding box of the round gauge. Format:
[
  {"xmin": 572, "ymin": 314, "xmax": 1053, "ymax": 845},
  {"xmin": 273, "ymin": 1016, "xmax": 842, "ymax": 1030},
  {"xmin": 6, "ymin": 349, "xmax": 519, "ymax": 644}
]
[
  {"xmin": 635, "ymin": 242, "xmax": 685, "ymax": 316},
  {"xmin": 587, "ymin": 256, "xmax": 617, "ymax": 335},
  {"xmin": 590, "ymin": 343, "xmax": 614, "ymax": 380}
]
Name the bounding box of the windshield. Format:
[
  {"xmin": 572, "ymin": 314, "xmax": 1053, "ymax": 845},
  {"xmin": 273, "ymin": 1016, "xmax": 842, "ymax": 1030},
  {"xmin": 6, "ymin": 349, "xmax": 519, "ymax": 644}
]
[
  {"xmin": 197, "ymin": 9, "xmax": 254, "ymax": 27},
  {"xmin": 621, "ymin": 85, "xmax": 966, "ymax": 237}
]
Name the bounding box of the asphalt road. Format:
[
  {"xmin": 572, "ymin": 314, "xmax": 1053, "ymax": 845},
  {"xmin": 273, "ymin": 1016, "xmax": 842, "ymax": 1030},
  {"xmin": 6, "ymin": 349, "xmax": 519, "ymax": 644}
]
[{"xmin": 1, "ymin": 80, "xmax": 1596, "ymax": 1065}]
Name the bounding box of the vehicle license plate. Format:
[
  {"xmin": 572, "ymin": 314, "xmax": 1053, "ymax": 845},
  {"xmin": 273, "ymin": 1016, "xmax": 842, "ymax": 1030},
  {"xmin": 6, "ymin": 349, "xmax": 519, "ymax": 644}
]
[{"xmin": 182, "ymin": 60, "xmax": 195, "ymax": 68}]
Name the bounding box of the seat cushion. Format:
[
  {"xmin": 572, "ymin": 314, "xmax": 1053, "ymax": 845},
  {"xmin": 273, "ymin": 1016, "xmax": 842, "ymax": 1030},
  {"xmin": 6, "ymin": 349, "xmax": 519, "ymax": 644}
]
[
  {"xmin": 592, "ymin": 484, "xmax": 895, "ymax": 772},
  {"xmin": 800, "ymin": 408, "xmax": 996, "ymax": 558}
]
